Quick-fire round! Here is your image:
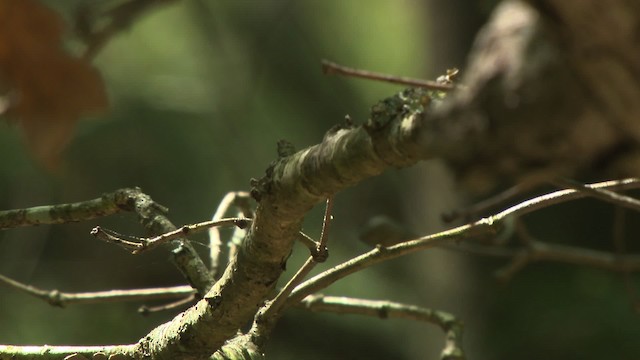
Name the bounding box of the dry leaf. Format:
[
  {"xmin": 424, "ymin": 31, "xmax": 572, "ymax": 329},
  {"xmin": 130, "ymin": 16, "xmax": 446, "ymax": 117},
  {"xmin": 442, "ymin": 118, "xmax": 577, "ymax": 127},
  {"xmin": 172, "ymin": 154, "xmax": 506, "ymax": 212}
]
[{"xmin": 0, "ymin": 0, "xmax": 108, "ymax": 168}]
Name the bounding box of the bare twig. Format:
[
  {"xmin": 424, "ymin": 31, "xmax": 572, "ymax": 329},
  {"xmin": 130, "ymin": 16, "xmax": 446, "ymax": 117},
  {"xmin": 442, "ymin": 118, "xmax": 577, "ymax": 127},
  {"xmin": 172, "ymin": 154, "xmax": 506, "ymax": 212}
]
[
  {"xmin": 297, "ymin": 232, "xmax": 320, "ymax": 253},
  {"xmin": 90, "ymin": 226, "xmax": 146, "ymax": 252},
  {"xmin": 287, "ymin": 178, "xmax": 640, "ymax": 304},
  {"xmin": 611, "ymin": 208, "xmax": 640, "ymax": 311},
  {"xmin": 208, "ymin": 192, "xmax": 253, "ymax": 279},
  {"xmin": 298, "ymin": 294, "xmax": 464, "ymax": 360},
  {"xmin": 491, "ymin": 178, "xmax": 640, "ymax": 217},
  {"xmin": 92, "ymin": 218, "xmax": 251, "ymax": 254},
  {"xmin": 0, "ymin": 272, "xmax": 194, "ymax": 307},
  {"xmin": 318, "ymin": 197, "xmax": 333, "ymax": 252},
  {"xmin": 138, "ymin": 294, "xmax": 197, "ymax": 315},
  {"xmin": 289, "ymin": 225, "xmax": 479, "ymax": 307},
  {"xmin": 493, "ymin": 222, "xmax": 640, "ymax": 282},
  {"xmin": 321, "ymin": 60, "xmax": 456, "ymax": 91},
  {"xmin": 551, "ymin": 178, "xmax": 640, "ymax": 212}
]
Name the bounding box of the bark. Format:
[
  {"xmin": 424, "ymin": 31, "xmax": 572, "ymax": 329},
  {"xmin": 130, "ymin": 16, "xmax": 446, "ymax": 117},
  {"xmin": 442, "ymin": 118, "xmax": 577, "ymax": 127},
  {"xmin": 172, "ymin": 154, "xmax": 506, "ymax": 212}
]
[
  {"xmin": 3, "ymin": 0, "xmax": 640, "ymax": 359},
  {"xmin": 432, "ymin": 0, "xmax": 640, "ymax": 194}
]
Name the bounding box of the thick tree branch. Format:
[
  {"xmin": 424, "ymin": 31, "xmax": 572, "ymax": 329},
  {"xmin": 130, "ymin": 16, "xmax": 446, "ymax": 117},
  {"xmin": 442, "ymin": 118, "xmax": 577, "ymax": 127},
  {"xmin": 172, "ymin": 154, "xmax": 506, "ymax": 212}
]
[{"xmin": 131, "ymin": 85, "xmax": 443, "ymax": 358}]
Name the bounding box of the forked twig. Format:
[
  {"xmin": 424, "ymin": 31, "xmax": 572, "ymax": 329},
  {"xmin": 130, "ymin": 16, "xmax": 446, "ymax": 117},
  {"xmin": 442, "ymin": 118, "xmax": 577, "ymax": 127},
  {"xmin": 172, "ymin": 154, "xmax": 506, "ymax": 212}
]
[
  {"xmin": 92, "ymin": 217, "xmax": 251, "ymax": 254},
  {"xmin": 287, "ymin": 178, "xmax": 640, "ymax": 305},
  {"xmin": 208, "ymin": 192, "xmax": 254, "ymax": 279},
  {"xmin": 0, "ymin": 187, "xmax": 213, "ymax": 295},
  {"xmin": 551, "ymin": 178, "xmax": 640, "ymax": 212},
  {"xmin": 254, "ymin": 198, "xmax": 334, "ymax": 326}
]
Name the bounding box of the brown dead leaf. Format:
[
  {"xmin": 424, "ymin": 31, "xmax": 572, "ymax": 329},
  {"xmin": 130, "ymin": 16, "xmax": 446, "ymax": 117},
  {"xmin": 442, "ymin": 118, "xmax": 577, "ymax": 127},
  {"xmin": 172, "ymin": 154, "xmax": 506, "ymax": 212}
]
[{"xmin": 0, "ymin": 0, "xmax": 108, "ymax": 169}]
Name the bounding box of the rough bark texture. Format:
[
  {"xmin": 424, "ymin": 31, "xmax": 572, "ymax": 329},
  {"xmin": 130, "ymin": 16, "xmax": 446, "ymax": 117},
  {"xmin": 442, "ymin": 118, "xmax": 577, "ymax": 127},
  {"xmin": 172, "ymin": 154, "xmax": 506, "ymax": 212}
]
[
  {"xmin": 428, "ymin": 0, "xmax": 640, "ymax": 194},
  {"xmin": 135, "ymin": 88, "xmax": 433, "ymax": 359}
]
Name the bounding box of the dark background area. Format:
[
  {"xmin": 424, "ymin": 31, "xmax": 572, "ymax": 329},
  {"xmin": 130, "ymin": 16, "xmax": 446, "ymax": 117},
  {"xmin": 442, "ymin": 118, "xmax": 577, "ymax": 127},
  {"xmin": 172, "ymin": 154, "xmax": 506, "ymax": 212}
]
[{"xmin": 1, "ymin": 1, "xmax": 639, "ymax": 359}]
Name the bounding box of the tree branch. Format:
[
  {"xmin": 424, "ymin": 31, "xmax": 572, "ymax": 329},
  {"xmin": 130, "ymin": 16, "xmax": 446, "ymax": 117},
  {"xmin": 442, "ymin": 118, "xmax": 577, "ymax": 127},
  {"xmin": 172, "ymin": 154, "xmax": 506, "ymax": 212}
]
[
  {"xmin": 287, "ymin": 178, "xmax": 640, "ymax": 305},
  {"xmin": 298, "ymin": 295, "xmax": 464, "ymax": 360},
  {"xmin": 0, "ymin": 188, "xmax": 213, "ymax": 298},
  {"xmin": 0, "ymin": 272, "xmax": 194, "ymax": 307}
]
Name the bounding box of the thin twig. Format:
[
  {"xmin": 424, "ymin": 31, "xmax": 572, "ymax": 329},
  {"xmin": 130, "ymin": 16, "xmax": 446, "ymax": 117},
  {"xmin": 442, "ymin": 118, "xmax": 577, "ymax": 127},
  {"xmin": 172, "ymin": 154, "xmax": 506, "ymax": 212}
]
[
  {"xmin": 92, "ymin": 217, "xmax": 251, "ymax": 254},
  {"xmin": 208, "ymin": 192, "xmax": 253, "ymax": 279},
  {"xmin": 138, "ymin": 294, "xmax": 197, "ymax": 315},
  {"xmin": 611, "ymin": 207, "xmax": 640, "ymax": 311},
  {"xmin": 315, "ymin": 196, "xmax": 333, "ymax": 261},
  {"xmin": 297, "ymin": 231, "xmax": 320, "ymax": 253},
  {"xmin": 493, "ymin": 221, "xmax": 640, "ymax": 282},
  {"xmin": 318, "ymin": 197, "xmax": 333, "ymax": 250},
  {"xmin": 258, "ymin": 257, "xmax": 317, "ymax": 320},
  {"xmin": 321, "ymin": 60, "xmax": 456, "ymax": 91},
  {"xmin": 298, "ymin": 294, "xmax": 464, "ymax": 360},
  {"xmin": 91, "ymin": 226, "xmax": 145, "ymax": 251},
  {"xmin": 0, "ymin": 272, "xmax": 194, "ymax": 307},
  {"xmin": 289, "ymin": 224, "xmax": 481, "ymax": 307},
  {"xmin": 287, "ymin": 178, "xmax": 640, "ymax": 304},
  {"xmin": 552, "ymin": 178, "xmax": 640, "ymax": 212}
]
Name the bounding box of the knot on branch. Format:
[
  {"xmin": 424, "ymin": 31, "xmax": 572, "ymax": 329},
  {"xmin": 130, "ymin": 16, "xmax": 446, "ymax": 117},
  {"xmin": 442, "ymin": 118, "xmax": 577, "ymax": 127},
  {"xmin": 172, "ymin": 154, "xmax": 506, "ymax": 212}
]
[
  {"xmin": 276, "ymin": 139, "xmax": 296, "ymax": 159},
  {"xmin": 323, "ymin": 114, "xmax": 357, "ymax": 141},
  {"xmin": 250, "ymin": 141, "xmax": 296, "ymax": 202},
  {"xmin": 110, "ymin": 187, "xmax": 144, "ymax": 211},
  {"xmin": 364, "ymin": 88, "xmax": 433, "ymax": 133},
  {"xmin": 249, "ymin": 169, "xmax": 273, "ymax": 203},
  {"xmin": 363, "ymin": 88, "xmax": 439, "ymax": 167}
]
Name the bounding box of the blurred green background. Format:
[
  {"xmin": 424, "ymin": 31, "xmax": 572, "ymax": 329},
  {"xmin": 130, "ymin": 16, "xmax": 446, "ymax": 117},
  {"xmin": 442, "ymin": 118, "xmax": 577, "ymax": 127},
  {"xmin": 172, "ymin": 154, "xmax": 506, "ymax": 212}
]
[{"xmin": 1, "ymin": 1, "xmax": 639, "ymax": 359}]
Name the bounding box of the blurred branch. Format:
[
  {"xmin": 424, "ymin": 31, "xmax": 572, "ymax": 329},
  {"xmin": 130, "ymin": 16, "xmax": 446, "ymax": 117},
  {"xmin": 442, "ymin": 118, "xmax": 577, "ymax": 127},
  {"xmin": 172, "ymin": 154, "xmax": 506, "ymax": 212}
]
[
  {"xmin": 0, "ymin": 272, "xmax": 194, "ymax": 307},
  {"xmin": 551, "ymin": 178, "xmax": 640, "ymax": 212},
  {"xmin": 442, "ymin": 181, "xmax": 538, "ymax": 223},
  {"xmin": 494, "ymin": 223, "xmax": 640, "ymax": 282},
  {"xmin": 76, "ymin": 0, "xmax": 180, "ymax": 60},
  {"xmin": 298, "ymin": 294, "xmax": 464, "ymax": 360}
]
